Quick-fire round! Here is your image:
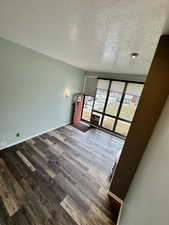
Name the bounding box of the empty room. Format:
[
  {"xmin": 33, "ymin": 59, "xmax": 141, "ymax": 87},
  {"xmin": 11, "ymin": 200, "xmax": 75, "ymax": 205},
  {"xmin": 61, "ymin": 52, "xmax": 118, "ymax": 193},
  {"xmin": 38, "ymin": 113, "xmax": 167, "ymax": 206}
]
[{"xmin": 0, "ymin": 1, "xmax": 169, "ymax": 225}]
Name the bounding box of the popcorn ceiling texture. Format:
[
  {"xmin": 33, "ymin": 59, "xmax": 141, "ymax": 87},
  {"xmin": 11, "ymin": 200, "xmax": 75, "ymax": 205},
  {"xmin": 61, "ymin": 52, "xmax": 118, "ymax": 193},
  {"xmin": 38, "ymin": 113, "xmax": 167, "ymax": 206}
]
[{"xmin": 0, "ymin": 0, "xmax": 168, "ymax": 75}]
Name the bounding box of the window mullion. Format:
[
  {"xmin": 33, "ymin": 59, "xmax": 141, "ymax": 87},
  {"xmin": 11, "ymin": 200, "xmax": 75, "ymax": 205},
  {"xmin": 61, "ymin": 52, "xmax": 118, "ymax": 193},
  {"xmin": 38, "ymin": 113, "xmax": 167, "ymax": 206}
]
[
  {"xmin": 100, "ymin": 80, "xmax": 112, "ymax": 127},
  {"xmin": 113, "ymin": 82, "xmax": 128, "ymax": 132}
]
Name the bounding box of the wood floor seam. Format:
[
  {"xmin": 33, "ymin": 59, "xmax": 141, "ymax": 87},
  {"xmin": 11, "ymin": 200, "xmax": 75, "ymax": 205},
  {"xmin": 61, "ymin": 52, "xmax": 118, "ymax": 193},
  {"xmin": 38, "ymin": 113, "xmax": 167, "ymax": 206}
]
[{"xmin": 0, "ymin": 125, "xmax": 124, "ymax": 225}]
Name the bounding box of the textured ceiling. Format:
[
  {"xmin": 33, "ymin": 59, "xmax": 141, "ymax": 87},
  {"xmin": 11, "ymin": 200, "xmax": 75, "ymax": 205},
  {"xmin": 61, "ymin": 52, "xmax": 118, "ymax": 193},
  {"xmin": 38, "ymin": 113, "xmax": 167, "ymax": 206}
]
[{"xmin": 0, "ymin": 0, "xmax": 168, "ymax": 75}]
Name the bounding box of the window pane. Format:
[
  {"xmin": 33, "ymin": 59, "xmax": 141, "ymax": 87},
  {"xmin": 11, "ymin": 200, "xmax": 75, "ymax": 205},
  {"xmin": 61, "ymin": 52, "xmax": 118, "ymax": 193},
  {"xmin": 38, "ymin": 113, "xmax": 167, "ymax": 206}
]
[
  {"xmin": 97, "ymin": 79, "xmax": 109, "ymax": 89},
  {"xmin": 115, "ymin": 120, "xmax": 130, "ymax": 136},
  {"xmin": 91, "ymin": 112, "xmax": 102, "ymax": 126},
  {"xmin": 102, "ymin": 116, "xmax": 115, "ymax": 130},
  {"xmin": 84, "ymin": 96, "xmax": 94, "ymax": 106},
  {"xmin": 82, "ymin": 105, "xmax": 92, "ymax": 121},
  {"xmin": 105, "ymin": 81, "xmax": 125, "ymax": 116},
  {"xmin": 94, "ymin": 89, "xmax": 107, "ymax": 112},
  {"xmin": 119, "ymin": 83, "xmax": 144, "ymax": 121}
]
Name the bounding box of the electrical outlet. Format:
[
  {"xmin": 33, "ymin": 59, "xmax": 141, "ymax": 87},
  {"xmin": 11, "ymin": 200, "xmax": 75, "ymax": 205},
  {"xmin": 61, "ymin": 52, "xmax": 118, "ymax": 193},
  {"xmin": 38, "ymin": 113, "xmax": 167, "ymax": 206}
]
[{"xmin": 16, "ymin": 133, "xmax": 20, "ymax": 137}]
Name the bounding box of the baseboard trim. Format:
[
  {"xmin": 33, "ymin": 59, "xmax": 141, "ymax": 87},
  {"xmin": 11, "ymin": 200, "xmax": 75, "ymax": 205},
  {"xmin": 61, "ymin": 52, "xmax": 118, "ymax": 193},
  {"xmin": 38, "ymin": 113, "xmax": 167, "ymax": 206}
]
[
  {"xmin": 108, "ymin": 191, "xmax": 123, "ymax": 225},
  {"xmin": 0, "ymin": 122, "xmax": 71, "ymax": 151}
]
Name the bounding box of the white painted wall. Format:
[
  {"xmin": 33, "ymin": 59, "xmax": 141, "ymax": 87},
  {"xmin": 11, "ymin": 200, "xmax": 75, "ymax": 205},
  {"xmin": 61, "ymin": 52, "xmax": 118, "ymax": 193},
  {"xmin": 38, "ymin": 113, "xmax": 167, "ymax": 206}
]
[{"xmin": 119, "ymin": 97, "xmax": 169, "ymax": 225}]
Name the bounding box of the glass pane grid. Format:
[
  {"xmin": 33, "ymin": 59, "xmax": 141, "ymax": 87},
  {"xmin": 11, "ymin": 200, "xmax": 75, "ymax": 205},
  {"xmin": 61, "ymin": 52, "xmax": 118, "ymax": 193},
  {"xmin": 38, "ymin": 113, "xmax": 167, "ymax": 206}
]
[
  {"xmin": 105, "ymin": 92, "xmax": 121, "ymax": 116},
  {"xmin": 115, "ymin": 120, "xmax": 131, "ymax": 136},
  {"xmin": 84, "ymin": 96, "xmax": 94, "ymax": 106},
  {"xmin": 94, "ymin": 88, "xmax": 107, "ymax": 112},
  {"xmin": 105, "ymin": 81, "xmax": 125, "ymax": 117},
  {"xmin": 97, "ymin": 80, "xmax": 109, "ymax": 89},
  {"xmin": 82, "ymin": 104, "xmax": 92, "ymax": 122},
  {"xmin": 102, "ymin": 116, "xmax": 115, "ymax": 130},
  {"xmin": 83, "ymin": 80, "xmax": 144, "ymax": 138},
  {"xmin": 91, "ymin": 112, "xmax": 102, "ymax": 126},
  {"xmin": 119, "ymin": 83, "xmax": 143, "ymax": 121},
  {"xmin": 96, "ymin": 88, "xmax": 109, "ymax": 91}
]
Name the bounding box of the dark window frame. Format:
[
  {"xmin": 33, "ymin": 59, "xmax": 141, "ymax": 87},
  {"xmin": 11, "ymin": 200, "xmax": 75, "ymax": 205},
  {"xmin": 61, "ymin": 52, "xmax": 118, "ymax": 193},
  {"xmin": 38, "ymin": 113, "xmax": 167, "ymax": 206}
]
[{"xmin": 81, "ymin": 78, "xmax": 144, "ymax": 138}]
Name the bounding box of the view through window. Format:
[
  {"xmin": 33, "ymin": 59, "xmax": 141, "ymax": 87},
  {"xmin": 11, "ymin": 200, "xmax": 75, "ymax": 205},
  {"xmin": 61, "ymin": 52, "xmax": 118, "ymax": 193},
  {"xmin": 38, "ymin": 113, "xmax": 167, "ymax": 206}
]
[
  {"xmin": 81, "ymin": 96, "xmax": 94, "ymax": 122},
  {"xmin": 82, "ymin": 79, "xmax": 144, "ymax": 137}
]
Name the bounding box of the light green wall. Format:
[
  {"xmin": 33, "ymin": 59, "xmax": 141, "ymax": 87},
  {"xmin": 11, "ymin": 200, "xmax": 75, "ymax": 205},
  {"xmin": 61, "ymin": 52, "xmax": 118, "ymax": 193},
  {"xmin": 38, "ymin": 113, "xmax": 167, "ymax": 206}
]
[
  {"xmin": 119, "ymin": 97, "xmax": 169, "ymax": 225},
  {"xmin": 0, "ymin": 37, "xmax": 84, "ymax": 149},
  {"xmin": 83, "ymin": 76, "xmax": 98, "ymax": 96},
  {"xmin": 84, "ymin": 72, "xmax": 146, "ymax": 96}
]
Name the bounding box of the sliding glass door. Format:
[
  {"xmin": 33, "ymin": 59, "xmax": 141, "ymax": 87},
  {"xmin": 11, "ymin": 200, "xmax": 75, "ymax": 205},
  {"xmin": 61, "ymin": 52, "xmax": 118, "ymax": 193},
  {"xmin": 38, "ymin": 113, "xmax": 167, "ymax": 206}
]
[{"xmin": 82, "ymin": 78, "xmax": 144, "ymax": 137}]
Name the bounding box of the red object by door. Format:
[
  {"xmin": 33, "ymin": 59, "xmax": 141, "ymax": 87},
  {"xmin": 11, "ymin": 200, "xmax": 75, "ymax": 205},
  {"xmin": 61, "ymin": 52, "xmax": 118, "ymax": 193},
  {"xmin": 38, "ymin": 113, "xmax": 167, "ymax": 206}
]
[{"xmin": 73, "ymin": 94, "xmax": 84, "ymax": 124}]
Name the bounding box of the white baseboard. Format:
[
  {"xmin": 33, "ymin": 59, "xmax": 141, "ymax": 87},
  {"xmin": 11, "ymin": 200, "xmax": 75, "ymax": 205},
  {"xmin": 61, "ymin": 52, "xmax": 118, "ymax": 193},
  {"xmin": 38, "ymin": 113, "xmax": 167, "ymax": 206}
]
[
  {"xmin": 0, "ymin": 122, "xmax": 71, "ymax": 151},
  {"xmin": 108, "ymin": 191, "xmax": 124, "ymax": 225}
]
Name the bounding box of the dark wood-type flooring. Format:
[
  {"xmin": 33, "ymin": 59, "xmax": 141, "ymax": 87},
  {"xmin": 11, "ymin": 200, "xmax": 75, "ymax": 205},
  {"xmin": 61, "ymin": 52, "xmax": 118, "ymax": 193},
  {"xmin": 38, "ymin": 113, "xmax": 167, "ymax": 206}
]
[{"xmin": 0, "ymin": 125, "xmax": 124, "ymax": 225}]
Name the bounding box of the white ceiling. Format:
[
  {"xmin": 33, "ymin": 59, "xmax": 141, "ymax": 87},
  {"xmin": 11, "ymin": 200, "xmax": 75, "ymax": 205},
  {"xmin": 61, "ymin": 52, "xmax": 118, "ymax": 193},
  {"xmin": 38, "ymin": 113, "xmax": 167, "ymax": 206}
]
[{"xmin": 0, "ymin": 0, "xmax": 168, "ymax": 75}]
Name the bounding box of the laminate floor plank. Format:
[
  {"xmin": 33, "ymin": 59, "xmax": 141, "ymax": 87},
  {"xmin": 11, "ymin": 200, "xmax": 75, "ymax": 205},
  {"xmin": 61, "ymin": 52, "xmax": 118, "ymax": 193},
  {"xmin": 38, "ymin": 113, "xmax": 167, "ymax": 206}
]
[
  {"xmin": 0, "ymin": 198, "xmax": 11, "ymax": 225},
  {"xmin": 0, "ymin": 125, "xmax": 124, "ymax": 225},
  {"xmin": 11, "ymin": 208, "xmax": 35, "ymax": 225}
]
